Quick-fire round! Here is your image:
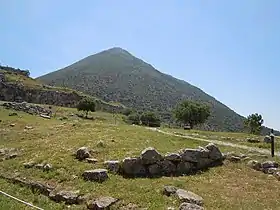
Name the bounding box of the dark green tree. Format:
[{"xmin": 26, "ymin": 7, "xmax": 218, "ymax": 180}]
[
  {"xmin": 122, "ymin": 108, "xmax": 135, "ymax": 116},
  {"xmin": 244, "ymin": 113, "xmax": 264, "ymax": 135},
  {"xmin": 127, "ymin": 113, "xmax": 141, "ymax": 125},
  {"xmin": 77, "ymin": 98, "xmax": 96, "ymax": 117},
  {"xmin": 140, "ymin": 112, "xmax": 161, "ymax": 127},
  {"xmin": 173, "ymin": 100, "xmax": 210, "ymax": 129}
]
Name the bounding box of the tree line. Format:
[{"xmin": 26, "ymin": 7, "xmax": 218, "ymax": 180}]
[{"xmin": 76, "ymin": 97, "xmax": 265, "ymax": 135}]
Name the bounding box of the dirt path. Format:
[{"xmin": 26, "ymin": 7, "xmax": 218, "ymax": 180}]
[{"xmin": 146, "ymin": 127, "xmax": 278, "ymax": 156}]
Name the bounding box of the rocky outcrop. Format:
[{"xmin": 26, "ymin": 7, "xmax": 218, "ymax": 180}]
[
  {"xmin": 115, "ymin": 144, "xmax": 224, "ymax": 178},
  {"xmin": 3, "ymin": 102, "xmax": 52, "ymax": 116},
  {"xmin": 0, "ymin": 78, "xmax": 124, "ymax": 113}
]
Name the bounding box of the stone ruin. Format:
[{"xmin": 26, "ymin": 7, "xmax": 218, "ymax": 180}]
[
  {"xmin": 78, "ymin": 143, "xmax": 225, "ymax": 179},
  {"xmin": 2, "ymin": 101, "xmax": 52, "ymax": 116}
]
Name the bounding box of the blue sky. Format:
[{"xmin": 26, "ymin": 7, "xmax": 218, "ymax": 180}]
[{"xmin": 1, "ymin": 0, "xmax": 280, "ymax": 129}]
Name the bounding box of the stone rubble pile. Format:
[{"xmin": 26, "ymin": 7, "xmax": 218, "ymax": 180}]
[
  {"xmin": 3, "ymin": 101, "xmax": 52, "ymax": 116},
  {"xmin": 247, "ymin": 159, "xmax": 280, "ymax": 180},
  {"xmin": 0, "ymin": 147, "xmax": 20, "ymax": 161}
]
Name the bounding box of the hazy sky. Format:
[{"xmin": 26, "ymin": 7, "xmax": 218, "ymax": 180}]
[{"xmin": 1, "ymin": 1, "xmax": 280, "ymax": 129}]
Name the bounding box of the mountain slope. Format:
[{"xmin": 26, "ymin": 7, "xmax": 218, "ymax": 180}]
[{"xmin": 37, "ymin": 47, "xmax": 269, "ymax": 133}]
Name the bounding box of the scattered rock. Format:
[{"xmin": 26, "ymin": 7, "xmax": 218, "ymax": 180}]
[
  {"xmin": 23, "ymin": 161, "xmax": 36, "ymax": 168},
  {"xmin": 264, "ymin": 135, "xmax": 271, "ymax": 143},
  {"xmin": 86, "ymin": 158, "xmax": 98, "ymax": 164},
  {"xmin": 76, "ymin": 147, "xmax": 90, "ymax": 161},
  {"xmin": 3, "ymin": 102, "xmax": 52, "ymax": 116},
  {"xmin": 104, "ymin": 160, "xmax": 120, "ymax": 174},
  {"xmin": 140, "ymin": 147, "xmax": 163, "ymax": 165},
  {"xmin": 179, "ymin": 203, "xmax": 204, "ymax": 210},
  {"xmin": 247, "ymin": 160, "xmax": 262, "ymax": 171},
  {"xmin": 82, "ymin": 169, "xmax": 109, "ymax": 182},
  {"xmin": 40, "ymin": 114, "xmax": 51, "ymax": 119},
  {"xmin": 9, "ymin": 112, "xmax": 18, "ymax": 116},
  {"xmin": 167, "ymin": 207, "xmax": 176, "ymax": 210},
  {"xmin": 43, "ymin": 163, "xmax": 53, "ymax": 171},
  {"xmin": 10, "ymin": 123, "xmax": 16, "ymax": 127},
  {"xmin": 163, "ymin": 185, "xmax": 178, "ymax": 196},
  {"xmin": 49, "ymin": 190, "xmax": 84, "ymax": 205},
  {"xmin": 227, "ymin": 156, "xmax": 242, "ymax": 162},
  {"xmin": 24, "ymin": 126, "xmax": 33, "ymax": 130},
  {"xmin": 247, "ymin": 138, "xmax": 260, "ymax": 143},
  {"xmin": 4, "ymin": 153, "xmax": 18, "ymax": 160},
  {"xmin": 35, "ymin": 163, "xmax": 45, "ymax": 169},
  {"xmin": 87, "ymin": 196, "xmax": 118, "ymax": 210},
  {"xmin": 176, "ymin": 189, "xmax": 203, "ymax": 206}
]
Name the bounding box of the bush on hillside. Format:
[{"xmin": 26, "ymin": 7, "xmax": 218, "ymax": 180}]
[
  {"xmin": 140, "ymin": 112, "xmax": 161, "ymax": 127},
  {"xmin": 77, "ymin": 98, "xmax": 96, "ymax": 117}
]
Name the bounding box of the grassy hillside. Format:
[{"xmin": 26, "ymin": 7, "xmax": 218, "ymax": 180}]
[
  {"xmin": 37, "ymin": 47, "xmax": 268, "ymax": 134},
  {"xmin": 1, "ymin": 105, "xmax": 280, "ymax": 209}
]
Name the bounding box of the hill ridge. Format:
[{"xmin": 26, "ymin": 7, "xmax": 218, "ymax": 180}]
[{"xmin": 37, "ymin": 47, "xmax": 275, "ymax": 135}]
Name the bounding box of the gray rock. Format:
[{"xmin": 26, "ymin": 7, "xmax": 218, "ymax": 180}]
[
  {"xmin": 87, "ymin": 196, "xmax": 118, "ymax": 209},
  {"xmin": 158, "ymin": 160, "xmax": 177, "ymax": 175},
  {"xmin": 104, "ymin": 160, "xmax": 120, "ymax": 174},
  {"xmin": 9, "ymin": 112, "xmax": 18, "ymax": 116},
  {"xmin": 261, "ymin": 161, "xmax": 278, "ymax": 169},
  {"xmin": 43, "ymin": 163, "xmax": 53, "ymax": 171},
  {"xmin": 180, "ymin": 148, "xmax": 208, "ymax": 163},
  {"xmin": 49, "ymin": 190, "xmax": 84, "ymax": 204},
  {"xmin": 227, "ymin": 156, "xmax": 242, "ymax": 162},
  {"xmin": 246, "ymin": 138, "xmax": 260, "ymax": 143},
  {"xmin": 141, "ymin": 147, "xmax": 163, "ymax": 165},
  {"xmin": 264, "ymin": 167, "xmax": 278, "ymax": 174},
  {"xmin": 179, "ymin": 202, "xmax": 204, "ymax": 210},
  {"xmin": 86, "ymin": 158, "xmax": 98, "ymax": 164},
  {"xmin": 10, "ymin": 123, "xmax": 16, "ymax": 127},
  {"xmin": 148, "ymin": 164, "xmax": 162, "ymax": 176},
  {"xmin": 273, "ymin": 172, "xmax": 280, "ymax": 181},
  {"xmin": 5, "ymin": 153, "xmax": 18, "ymax": 160},
  {"xmin": 82, "ymin": 169, "xmax": 108, "ymax": 182},
  {"xmin": 196, "ymin": 158, "xmax": 213, "ymax": 170},
  {"xmin": 76, "ymin": 147, "xmax": 90, "ymax": 160},
  {"xmin": 247, "ymin": 160, "xmax": 262, "ymax": 171},
  {"xmin": 206, "ymin": 143, "xmax": 223, "ymax": 161},
  {"xmin": 122, "ymin": 157, "xmax": 146, "ymax": 177},
  {"xmin": 40, "ymin": 114, "xmax": 51, "ymax": 119},
  {"xmin": 264, "ymin": 135, "xmax": 271, "ymax": 143},
  {"xmin": 35, "ymin": 163, "xmax": 45, "ymax": 169},
  {"xmin": 24, "ymin": 126, "xmax": 33, "ymax": 130},
  {"xmin": 176, "ymin": 189, "xmax": 203, "ymax": 206},
  {"xmin": 23, "ymin": 161, "xmax": 36, "ymax": 168},
  {"xmin": 163, "ymin": 185, "xmax": 178, "ymax": 196},
  {"xmin": 164, "ymin": 153, "xmax": 181, "ymax": 162},
  {"xmin": 177, "ymin": 161, "xmax": 193, "ymax": 175}
]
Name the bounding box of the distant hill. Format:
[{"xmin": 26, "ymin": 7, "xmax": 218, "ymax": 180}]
[
  {"xmin": 37, "ymin": 47, "xmax": 277, "ymax": 135},
  {"xmin": 0, "ymin": 65, "xmax": 124, "ymax": 112}
]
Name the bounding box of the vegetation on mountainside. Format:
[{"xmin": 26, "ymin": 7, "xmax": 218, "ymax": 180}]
[
  {"xmin": 140, "ymin": 111, "xmax": 161, "ymax": 127},
  {"xmin": 244, "ymin": 113, "xmax": 264, "ymax": 135},
  {"xmin": 1, "ymin": 105, "xmax": 280, "ymax": 209},
  {"xmin": 37, "ymin": 47, "xmax": 276, "ymax": 135},
  {"xmin": 173, "ymin": 100, "xmax": 210, "ymax": 129},
  {"xmin": 77, "ymin": 98, "xmax": 96, "ymax": 117}
]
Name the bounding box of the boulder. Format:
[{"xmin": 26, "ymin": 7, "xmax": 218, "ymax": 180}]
[
  {"xmin": 122, "ymin": 157, "xmax": 146, "ymax": 177},
  {"xmin": 177, "ymin": 162, "xmax": 193, "ymax": 175},
  {"xmin": 104, "ymin": 160, "xmax": 120, "ymax": 174},
  {"xmin": 158, "ymin": 160, "xmax": 177, "ymax": 175},
  {"xmin": 164, "ymin": 153, "xmax": 181, "ymax": 162},
  {"xmin": 87, "ymin": 196, "xmax": 118, "ymax": 210},
  {"xmin": 179, "ymin": 203, "xmax": 204, "ymax": 210},
  {"xmin": 76, "ymin": 147, "xmax": 90, "ymax": 161},
  {"xmin": 43, "ymin": 164, "xmax": 53, "ymax": 171},
  {"xmin": 140, "ymin": 147, "xmax": 163, "ymax": 165},
  {"xmin": 148, "ymin": 164, "xmax": 162, "ymax": 177},
  {"xmin": 176, "ymin": 189, "xmax": 203, "ymax": 206},
  {"xmin": 205, "ymin": 143, "xmax": 223, "ymax": 161},
  {"xmin": 261, "ymin": 161, "xmax": 278, "ymax": 169},
  {"xmin": 163, "ymin": 185, "xmax": 178, "ymax": 196},
  {"xmin": 179, "ymin": 148, "xmax": 208, "ymax": 163},
  {"xmin": 49, "ymin": 190, "xmax": 84, "ymax": 204},
  {"xmin": 82, "ymin": 169, "xmax": 108, "ymax": 182}
]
